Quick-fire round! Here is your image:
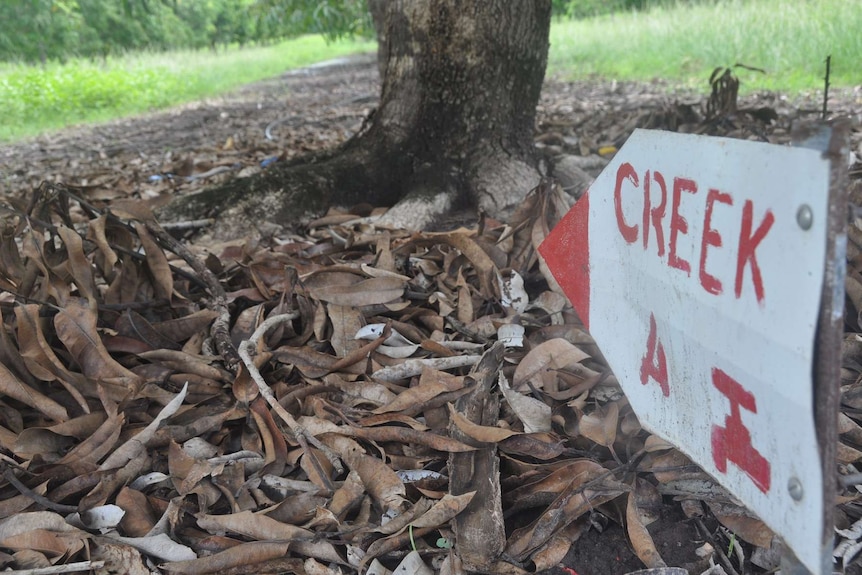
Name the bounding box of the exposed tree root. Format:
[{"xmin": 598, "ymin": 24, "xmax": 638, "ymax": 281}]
[
  {"xmin": 162, "ymin": 133, "xmax": 541, "ymax": 238},
  {"xmin": 162, "ymin": 136, "xmax": 402, "ymax": 238}
]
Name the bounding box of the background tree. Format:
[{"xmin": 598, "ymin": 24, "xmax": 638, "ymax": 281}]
[
  {"xmin": 0, "ymin": 0, "xmax": 81, "ymax": 63},
  {"xmin": 167, "ymin": 0, "xmax": 553, "ymax": 236},
  {"xmin": 0, "ymin": 0, "xmax": 350, "ymax": 61}
]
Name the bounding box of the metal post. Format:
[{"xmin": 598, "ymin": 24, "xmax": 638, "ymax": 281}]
[{"xmin": 791, "ymin": 120, "xmax": 851, "ymax": 574}]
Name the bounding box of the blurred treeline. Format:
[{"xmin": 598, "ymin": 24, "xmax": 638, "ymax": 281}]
[
  {"xmin": 1, "ymin": 0, "xmax": 716, "ymax": 64},
  {"xmin": 553, "ymin": 0, "xmax": 707, "ymax": 19},
  {"xmin": 0, "ymin": 0, "xmax": 371, "ymax": 63}
]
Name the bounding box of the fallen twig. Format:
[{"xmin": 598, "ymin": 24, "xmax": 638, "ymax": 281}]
[
  {"xmin": 694, "ymin": 517, "xmax": 741, "ymax": 575},
  {"xmin": 238, "ymin": 313, "xmax": 344, "ymax": 476},
  {"xmin": 1, "ymin": 463, "xmax": 78, "ymax": 514},
  {"xmin": 160, "ymin": 218, "xmax": 215, "ymax": 231},
  {"xmin": 144, "ymin": 219, "xmax": 240, "ymax": 372},
  {"xmin": 185, "ymin": 164, "xmax": 240, "ymax": 182},
  {"xmin": 0, "ymin": 561, "xmax": 106, "ymax": 575}
]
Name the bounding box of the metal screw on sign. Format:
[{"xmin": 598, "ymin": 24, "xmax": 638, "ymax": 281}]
[
  {"xmin": 797, "ymin": 205, "xmax": 814, "ymax": 230},
  {"xmin": 788, "ymin": 477, "xmax": 804, "ymax": 501}
]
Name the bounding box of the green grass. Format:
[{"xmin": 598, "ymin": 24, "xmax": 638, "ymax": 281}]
[
  {"xmin": 548, "ymin": 0, "xmax": 861, "ymax": 93},
  {"xmin": 0, "ymin": 35, "xmax": 375, "ymax": 142}
]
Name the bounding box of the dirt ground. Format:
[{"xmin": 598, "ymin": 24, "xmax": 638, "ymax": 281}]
[
  {"xmin": 1, "ymin": 54, "xmax": 861, "ymax": 575},
  {"xmin": 2, "ymin": 53, "xmax": 858, "ymax": 218}
]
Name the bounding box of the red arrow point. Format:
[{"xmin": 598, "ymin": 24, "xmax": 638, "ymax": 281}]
[{"xmin": 539, "ymin": 192, "xmax": 591, "ymax": 330}]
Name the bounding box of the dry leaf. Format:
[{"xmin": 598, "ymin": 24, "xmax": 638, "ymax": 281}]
[
  {"xmin": 498, "ymin": 372, "xmax": 552, "ymax": 433},
  {"xmin": 197, "ymin": 511, "xmax": 312, "ymax": 542},
  {"xmin": 411, "ymin": 491, "xmax": 477, "ymax": 528},
  {"xmin": 578, "ymin": 401, "xmax": 619, "ymax": 448},
  {"xmin": 706, "ymin": 500, "xmax": 775, "ymax": 548},
  {"xmin": 107, "ymin": 533, "xmax": 197, "ymax": 562},
  {"xmin": 0, "ymin": 361, "xmax": 68, "ymax": 422},
  {"xmin": 162, "ymin": 541, "xmax": 291, "ymax": 574},
  {"xmin": 309, "ymin": 276, "xmax": 404, "ymax": 306},
  {"xmin": 0, "ymin": 512, "xmax": 80, "ymax": 540},
  {"xmin": 626, "ymin": 489, "xmax": 665, "ymax": 569},
  {"xmin": 54, "ymin": 298, "xmax": 142, "ymax": 400},
  {"xmin": 513, "ymin": 338, "xmax": 589, "ymax": 390},
  {"xmin": 448, "ymin": 404, "xmax": 519, "ymax": 443}
]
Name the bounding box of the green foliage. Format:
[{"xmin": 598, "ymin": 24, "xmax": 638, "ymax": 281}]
[
  {"xmin": 0, "ymin": 0, "xmax": 370, "ymax": 63},
  {"xmin": 0, "ymin": 34, "xmax": 374, "ymax": 141},
  {"xmin": 564, "ymin": 0, "xmax": 649, "ymax": 19},
  {"xmin": 561, "ymin": 0, "xmax": 712, "ymax": 19},
  {"xmin": 551, "ymin": 0, "xmax": 570, "ymax": 16},
  {"xmin": 548, "ymin": 0, "xmax": 860, "ymax": 93},
  {"xmin": 0, "ymin": 1, "xmax": 81, "ymax": 63},
  {"xmin": 254, "ymin": 0, "xmax": 372, "ymax": 38}
]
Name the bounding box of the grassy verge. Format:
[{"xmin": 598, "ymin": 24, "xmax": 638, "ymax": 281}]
[
  {"xmin": 548, "ymin": 0, "xmax": 861, "ymax": 93},
  {"xmin": 0, "ymin": 35, "xmax": 375, "ymax": 142}
]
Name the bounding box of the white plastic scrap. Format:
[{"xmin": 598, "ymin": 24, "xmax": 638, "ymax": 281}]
[
  {"xmin": 498, "ymin": 270, "xmax": 529, "ymax": 313},
  {"xmin": 68, "ymin": 504, "xmax": 125, "ymax": 532},
  {"xmin": 497, "ymin": 323, "xmax": 525, "ymax": 348},
  {"xmin": 355, "ymin": 323, "xmax": 420, "ymax": 358},
  {"xmin": 130, "ymin": 472, "xmax": 170, "ymax": 491},
  {"xmin": 376, "ymin": 344, "xmax": 421, "ymax": 359},
  {"xmin": 346, "ymin": 544, "xmax": 366, "ymax": 568},
  {"xmin": 355, "ymin": 324, "xmax": 415, "ymax": 346},
  {"xmin": 395, "ymin": 469, "xmax": 447, "ymax": 483}
]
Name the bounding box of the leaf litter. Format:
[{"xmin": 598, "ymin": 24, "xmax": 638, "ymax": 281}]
[
  {"xmin": 2, "ymin": 173, "xmax": 859, "ymax": 575},
  {"xmin": 0, "ymin": 179, "xmax": 632, "ymax": 573},
  {"xmin": 0, "ymin": 57, "xmax": 860, "ymax": 575}
]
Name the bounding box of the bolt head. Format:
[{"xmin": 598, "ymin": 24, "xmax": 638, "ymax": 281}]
[
  {"xmin": 788, "ymin": 477, "xmax": 804, "ymax": 501},
  {"xmin": 797, "ymin": 205, "xmax": 813, "ymax": 230}
]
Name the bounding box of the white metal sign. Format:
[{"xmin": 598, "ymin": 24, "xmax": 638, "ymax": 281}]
[{"xmin": 540, "ymin": 129, "xmax": 831, "ymax": 573}]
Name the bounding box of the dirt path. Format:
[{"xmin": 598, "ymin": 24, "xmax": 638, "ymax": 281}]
[{"xmin": 2, "ymin": 53, "xmax": 857, "ymax": 212}]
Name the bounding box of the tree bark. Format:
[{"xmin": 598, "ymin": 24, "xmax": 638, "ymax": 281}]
[{"xmin": 165, "ymin": 0, "xmax": 552, "ymax": 237}]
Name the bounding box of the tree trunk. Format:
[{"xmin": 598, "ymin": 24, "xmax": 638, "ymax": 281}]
[{"xmin": 165, "ymin": 0, "xmax": 552, "ymax": 237}]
